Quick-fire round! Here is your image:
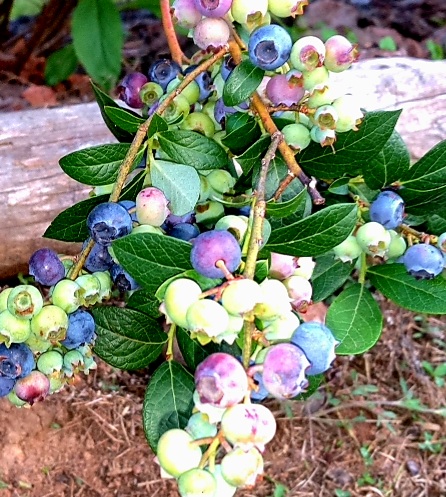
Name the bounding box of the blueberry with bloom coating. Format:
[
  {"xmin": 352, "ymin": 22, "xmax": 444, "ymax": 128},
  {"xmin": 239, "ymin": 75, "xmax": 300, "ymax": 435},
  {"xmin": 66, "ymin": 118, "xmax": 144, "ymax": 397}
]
[
  {"xmin": 262, "ymin": 343, "xmax": 310, "ymax": 399},
  {"xmin": 87, "ymin": 202, "xmax": 133, "ymax": 246},
  {"xmin": 190, "ymin": 230, "xmax": 242, "ymax": 279},
  {"xmin": 148, "ymin": 59, "xmax": 182, "ymax": 91},
  {"xmin": 0, "ymin": 376, "xmax": 16, "ymax": 397},
  {"xmin": 195, "ymin": 352, "xmax": 248, "ymax": 408},
  {"xmin": 193, "ymin": 17, "xmax": 230, "ymax": 51},
  {"xmin": 403, "ymin": 243, "xmax": 444, "ymax": 280},
  {"xmin": 169, "ymin": 222, "xmax": 200, "ymax": 241},
  {"xmin": 14, "ymin": 370, "xmax": 50, "ymax": 404},
  {"xmin": 156, "ymin": 428, "xmax": 202, "ymax": 477},
  {"xmin": 117, "ymin": 72, "xmax": 148, "ymax": 109},
  {"xmin": 61, "ymin": 310, "xmax": 96, "ymax": 349},
  {"xmin": 172, "ymin": 0, "xmax": 202, "ymax": 29},
  {"xmin": 0, "ymin": 342, "xmax": 35, "ymax": 379},
  {"xmin": 110, "ymin": 264, "xmax": 140, "ymax": 293},
  {"xmin": 29, "ymin": 248, "xmax": 65, "ymax": 286},
  {"xmin": 194, "ymin": 0, "xmax": 232, "ymax": 18},
  {"xmin": 369, "ymin": 190, "xmax": 405, "ymax": 230},
  {"xmin": 291, "ymin": 321, "xmax": 338, "ymax": 375},
  {"xmin": 136, "ymin": 187, "xmax": 170, "ymax": 227},
  {"xmin": 178, "ymin": 468, "xmax": 217, "ymax": 497},
  {"xmin": 82, "ymin": 239, "xmax": 113, "ymax": 272},
  {"xmin": 248, "ymin": 25, "xmax": 292, "ymax": 71}
]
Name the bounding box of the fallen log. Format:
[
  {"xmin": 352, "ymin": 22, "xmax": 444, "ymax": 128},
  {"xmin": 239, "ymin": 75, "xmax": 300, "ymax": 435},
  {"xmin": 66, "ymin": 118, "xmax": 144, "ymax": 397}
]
[{"xmin": 1, "ymin": 57, "xmax": 446, "ymax": 279}]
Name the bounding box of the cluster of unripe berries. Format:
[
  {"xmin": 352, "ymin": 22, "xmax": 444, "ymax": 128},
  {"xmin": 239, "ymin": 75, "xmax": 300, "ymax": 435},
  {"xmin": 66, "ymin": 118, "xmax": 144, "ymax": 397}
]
[
  {"xmin": 333, "ymin": 190, "xmax": 446, "ymax": 280},
  {"xmin": 117, "ymin": 0, "xmax": 362, "ymax": 156}
]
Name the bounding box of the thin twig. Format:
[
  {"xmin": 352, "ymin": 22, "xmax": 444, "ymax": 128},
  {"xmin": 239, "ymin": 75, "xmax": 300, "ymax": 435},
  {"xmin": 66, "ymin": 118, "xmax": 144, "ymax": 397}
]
[{"xmin": 160, "ymin": 0, "xmax": 188, "ymax": 65}]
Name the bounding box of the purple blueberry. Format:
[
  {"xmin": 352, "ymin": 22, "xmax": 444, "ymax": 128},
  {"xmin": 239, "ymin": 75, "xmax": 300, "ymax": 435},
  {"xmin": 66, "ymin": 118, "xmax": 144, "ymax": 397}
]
[
  {"xmin": 248, "ymin": 24, "xmax": 293, "ymax": 71},
  {"xmin": 262, "ymin": 343, "xmax": 310, "ymax": 399},
  {"xmin": 291, "ymin": 321, "xmax": 338, "ymax": 375},
  {"xmin": 14, "ymin": 370, "xmax": 50, "ymax": 405},
  {"xmin": 29, "ymin": 248, "xmax": 65, "ymax": 286},
  {"xmin": 148, "ymin": 59, "xmax": 182, "ymax": 91},
  {"xmin": 61, "ymin": 310, "xmax": 96, "ymax": 350},
  {"xmin": 117, "ymin": 72, "xmax": 148, "ymax": 109},
  {"xmin": 403, "ymin": 243, "xmax": 444, "ymax": 280},
  {"xmin": 266, "ymin": 73, "xmax": 305, "ymax": 106},
  {"xmin": 163, "ymin": 211, "xmax": 196, "ymax": 229},
  {"xmin": 0, "ymin": 376, "xmax": 16, "ymax": 397},
  {"xmin": 86, "ymin": 202, "xmax": 133, "ymax": 246},
  {"xmin": 194, "ymin": 0, "xmax": 232, "ymax": 18},
  {"xmin": 190, "ymin": 230, "xmax": 242, "ymax": 279},
  {"xmin": 83, "ymin": 239, "xmax": 114, "ymax": 272},
  {"xmin": 220, "ymin": 55, "xmax": 236, "ymax": 81},
  {"xmin": 369, "ymin": 191, "xmax": 405, "ymax": 229},
  {"xmin": 195, "ymin": 352, "xmax": 248, "ymax": 408},
  {"xmin": 169, "ymin": 222, "xmax": 200, "ymax": 241},
  {"xmin": 110, "ymin": 263, "xmax": 140, "ymax": 292},
  {"xmin": 214, "ymin": 98, "xmax": 238, "ymax": 127},
  {"xmin": 0, "ymin": 342, "xmax": 35, "ymax": 380}
]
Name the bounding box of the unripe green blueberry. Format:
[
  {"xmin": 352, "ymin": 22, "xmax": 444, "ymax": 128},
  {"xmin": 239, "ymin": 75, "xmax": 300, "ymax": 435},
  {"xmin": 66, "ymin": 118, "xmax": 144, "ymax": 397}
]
[
  {"xmin": 293, "ymin": 257, "xmax": 316, "ymax": 280},
  {"xmin": 282, "ymin": 123, "xmax": 311, "ymax": 152},
  {"xmin": 0, "ymin": 310, "xmax": 31, "ymax": 345},
  {"xmin": 181, "ymin": 111, "xmax": 216, "ymax": 138},
  {"xmin": 186, "ymin": 299, "xmax": 230, "ymax": 338},
  {"xmin": 51, "ymin": 279, "xmax": 82, "ymax": 314},
  {"xmin": 0, "ymin": 288, "xmax": 13, "ymax": 312},
  {"xmin": 386, "ymin": 230, "xmax": 407, "ymax": 260},
  {"xmin": 139, "ymin": 81, "xmax": 164, "ymax": 107},
  {"xmin": 220, "ymin": 447, "xmax": 264, "ymax": 487},
  {"xmin": 333, "ymin": 234, "xmax": 362, "ymax": 262},
  {"xmin": 215, "ymin": 215, "xmax": 249, "ymax": 244},
  {"xmin": 221, "ymin": 403, "xmax": 276, "ymax": 450},
  {"xmin": 262, "ymin": 310, "xmax": 300, "ymax": 341},
  {"xmin": 437, "ymin": 232, "xmax": 446, "ymax": 253},
  {"xmin": 310, "ymin": 125, "xmax": 336, "ymax": 147},
  {"xmin": 198, "ymin": 174, "xmax": 212, "ymax": 203},
  {"xmin": 254, "ymin": 279, "xmax": 292, "ymax": 320},
  {"xmin": 290, "ymin": 36, "xmax": 325, "ymax": 72},
  {"xmin": 185, "ymin": 412, "xmax": 218, "ymax": 440},
  {"xmin": 37, "ymin": 350, "xmax": 64, "ymax": 375},
  {"xmin": 166, "ymin": 77, "xmax": 200, "ymax": 106},
  {"xmin": 7, "ymin": 285, "xmax": 43, "ymax": 321},
  {"xmin": 332, "ymin": 94, "xmax": 364, "ymax": 132},
  {"xmin": 356, "ymin": 222, "xmax": 392, "ymax": 257},
  {"xmin": 221, "ymin": 279, "xmax": 263, "ymax": 316},
  {"xmin": 216, "ymin": 314, "xmax": 244, "ymax": 345},
  {"xmin": 178, "ymin": 468, "xmax": 217, "ymax": 497},
  {"xmin": 156, "ymin": 428, "xmax": 202, "ymax": 477},
  {"xmin": 207, "ymin": 170, "xmax": 236, "ymax": 199},
  {"xmin": 75, "ymin": 274, "xmax": 101, "ymax": 306},
  {"xmin": 164, "ymin": 278, "xmax": 202, "ymax": 329},
  {"xmin": 131, "ymin": 224, "xmax": 164, "ymax": 236},
  {"xmin": 48, "ymin": 373, "xmax": 66, "ymax": 394},
  {"xmin": 30, "ymin": 304, "xmax": 69, "ymax": 342},
  {"xmin": 63, "ymin": 349, "xmax": 84, "ymax": 376},
  {"xmin": 307, "ymin": 85, "xmax": 335, "ymax": 108},
  {"xmin": 93, "ymin": 271, "xmax": 113, "ymax": 301},
  {"xmin": 7, "ymin": 390, "xmax": 27, "ymax": 407},
  {"xmin": 302, "ymin": 66, "xmax": 329, "ymax": 91},
  {"xmin": 159, "ymin": 92, "xmax": 190, "ymax": 124},
  {"xmin": 195, "ymin": 201, "xmax": 225, "ymax": 226},
  {"xmin": 231, "ymin": 0, "xmax": 268, "ymax": 25},
  {"xmin": 267, "ymin": 0, "xmax": 308, "ymax": 18},
  {"xmin": 313, "ymin": 104, "xmax": 338, "ymax": 130}
]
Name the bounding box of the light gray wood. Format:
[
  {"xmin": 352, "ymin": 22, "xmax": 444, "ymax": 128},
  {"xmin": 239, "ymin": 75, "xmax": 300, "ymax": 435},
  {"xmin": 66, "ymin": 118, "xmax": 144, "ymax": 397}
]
[{"xmin": 1, "ymin": 57, "xmax": 446, "ymax": 278}]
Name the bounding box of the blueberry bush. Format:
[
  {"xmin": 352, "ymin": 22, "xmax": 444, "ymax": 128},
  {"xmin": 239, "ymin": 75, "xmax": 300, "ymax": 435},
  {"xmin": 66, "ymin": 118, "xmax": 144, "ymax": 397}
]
[{"xmin": 2, "ymin": 0, "xmax": 446, "ymax": 495}]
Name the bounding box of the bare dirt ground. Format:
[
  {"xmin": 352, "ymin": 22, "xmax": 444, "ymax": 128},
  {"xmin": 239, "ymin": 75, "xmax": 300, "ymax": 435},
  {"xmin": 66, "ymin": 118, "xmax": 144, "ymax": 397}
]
[{"xmin": 1, "ymin": 300, "xmax": 445, "ymax": 497}]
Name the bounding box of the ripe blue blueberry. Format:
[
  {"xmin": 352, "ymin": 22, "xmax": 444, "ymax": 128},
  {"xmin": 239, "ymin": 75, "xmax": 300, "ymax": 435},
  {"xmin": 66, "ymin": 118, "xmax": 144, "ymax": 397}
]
[
  {"xmin": 87, "ymin": 202, "xmax": 133, "ymax": 246},
  {"xmin": 110, "ymin": 263, "xmax": 140, "ymax": 292},
  {"xmin": 61, "ymin": 310, "xmax": 96, "ymax": 349},
  {"xmin": 169, "ymin": 222, "xmax": 200, "ymax": 241},
  {"xmin": 220, "ymin": 56, "xmax": 237, "ymax": 81},
  {"xmin": 0, "ymin": 342, "xmax": 35, "ymax": 379},
  {"xmin": 248, "ymin": 24, "xmax": 293, "ymax": 71},
  {"xmin": 403, "ymin": 243, "xmax": 444, "ymax": 280},
  {"xmin": 369, "ymin": 191, "xmax": 405, "ymax": 229},
  {"xmin": 118, "ymin": 200, "xmax": 138, "ymax": 222},
  {"xmin": 291, "ymin": 321, "xmax": 338, "ymax": 375},
  {"xmin": 83, "ymin": 238, "xmax": 113, "ymax": 272},
  {"xmin": 29, "ymin": 248, "xmax": 65, "ymax": 286},
  {"xmin": 184, "ymin": 65, "xmax": 213, "ymax": 102},
  {"xmin": 190, "ymin": 230, "xmax": 242, "ymax": 279},
  {"xmin": 0, "ymin": 376, "xmax": 16, "ymax": 397},
  {"xmin": 148, "ymin": 58, "xmax": 182, "ymax": 91}
]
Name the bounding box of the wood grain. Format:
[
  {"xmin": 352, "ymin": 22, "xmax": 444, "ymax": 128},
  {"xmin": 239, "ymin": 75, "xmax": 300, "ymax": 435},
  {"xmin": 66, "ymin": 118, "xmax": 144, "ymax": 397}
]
[{"xmin": 1, "ymin": 57, "xmax": 446, "ymax": 278}]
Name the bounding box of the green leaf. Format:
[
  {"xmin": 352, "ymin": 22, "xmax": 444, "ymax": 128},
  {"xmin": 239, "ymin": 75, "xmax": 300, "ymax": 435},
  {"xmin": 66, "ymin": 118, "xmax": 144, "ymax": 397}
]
[
  {"xmin": 327, "ymin": 177, "xmax": 350, "ymax": 195},
  {"xmin": 326, "ymin": 283, "xmax": 383, "ymax": 355},
  {"xmin": 120, "ymin": 170, "xmax": 147, "ymax": 200},
  {"xmin": 104, "ymin": 106, "xmax": 145, "ymax": 133},
  {"xmin": 112, "ymin": 233, "xmax": 193, "ymax": 293},
  {"xmin": 72, "ymin": 0, "xmax": 123, "ymax": 91},
  {"xmin": 235, "ymin": 134, "xmax": 271, "ymax": 175},
  {"xmin": 222, "ymin": 112, "xmax": 261, "ymax": 153},
  {"xmin": 59, "ymin": 143, "xmax": 144, "ymax": 186},
  {"xmin": 266, "ymin": 189, "xmax": 308, "ymax": 218},
  {"xmin": 92, "ymin": 307, "xmax": 167, "ymax": 369},
  {"xmin": 363, "ymin": 130, "xmax": 410, "ymax": 189},
  {"xmin": 143, "ymin": 361, "xmax": 195, "ymax": 451},
  {"xmin": 368, "ymin": 264, "xmax": 446, "ymax": 314},
  {"xmin": 265, "ymin": 204, "xmax": 358, "ymax": 257},
  {"xmin": 45, "ymin": 44, "xmax": 78, "ymax": 86},
  {"xmin": 91, "ymin": 82, "xmax": 135, "ymax": 142},
  {"xmin": 222, "ymin": 59, "xmax": 264, "ymax": 107},
  {"xmin": 427, "ymin": 213, "xmax": 446, "ymax": 235},
  {"xmin": 311, "ymin": 253, "xmax": 355, "ymax": 302},
  {"xmin": 158, "ymin": 130, "xmax": 228, "ymax": 170},
  {"xmin": 294, "ymin": 374, "xmax": 323, "ymax": 400},
  {"xmin": 127, "ymin": 289, "xmax": 162, "ymax": 318},
  {"xmin": 297, "ymin": 110, "xmax": 402, "ymax": 179},
  {"xmin": 151, "ymin": 160, "xmax": 200, "ymax": 215},
  {"xmin": 176, "ymin": 327, "xmax": 219, "ymax": 370},
  {"xmin": 148, "ymin": 113, "xmax": 169, "ymax": 139},
  {"xmin": 399, "ymin": 140, "xmax": 446, "ymax": 215},
  {"xmin": 43, "ymin": 195, "xmax": 107, "ymax": 242}
]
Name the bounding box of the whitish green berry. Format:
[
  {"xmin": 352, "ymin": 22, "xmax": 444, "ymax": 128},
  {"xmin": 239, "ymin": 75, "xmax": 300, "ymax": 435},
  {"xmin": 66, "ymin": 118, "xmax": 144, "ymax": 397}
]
[
  {"xmin": 254, "ymin": 279, "xmax": 292, "ymax": 320},
  {"xmin": 156, "ymin": 428, "xmax": 202, "ymax": 477},
  {"xmin": 221, "ymin": 279, "xmax": 263, "ymax": 316},
  {"xmin": 333, "ymin": 234, "xmax": 362, "ymax": 262},
  {"xmin": 7, "ymin": 285, "xmax": 43, "ymax": 321},
  {"xmin": 163, "ymin": 278, "xmax": 202, "ymax": 329},
  {"xmin": 356, "ymin": 222, "xmax": 391, "ymax": 257},
  {"xmin": 186, "ymin": 299, "xmax": 230, "ymax": 338},
  {"xmin": 51, "ymin": 280, "xmax": 83, "ymax": 313},
  {"xmin": 0, "ymin": 310, "xmax": 31, "ymax": 346}
]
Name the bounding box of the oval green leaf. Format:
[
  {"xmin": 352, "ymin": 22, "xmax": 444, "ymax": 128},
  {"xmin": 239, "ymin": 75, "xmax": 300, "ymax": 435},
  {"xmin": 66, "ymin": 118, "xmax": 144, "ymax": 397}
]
[{"xmin": 222, "ymin": 59, "xmax": 264, "ymax": 107}]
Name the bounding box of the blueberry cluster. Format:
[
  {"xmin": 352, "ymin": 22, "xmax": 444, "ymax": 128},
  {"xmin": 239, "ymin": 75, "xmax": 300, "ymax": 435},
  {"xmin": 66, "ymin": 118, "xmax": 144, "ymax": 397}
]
[{"xmin": 333, "ymin": 191, "xmax": 446, "ymax": 280}]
